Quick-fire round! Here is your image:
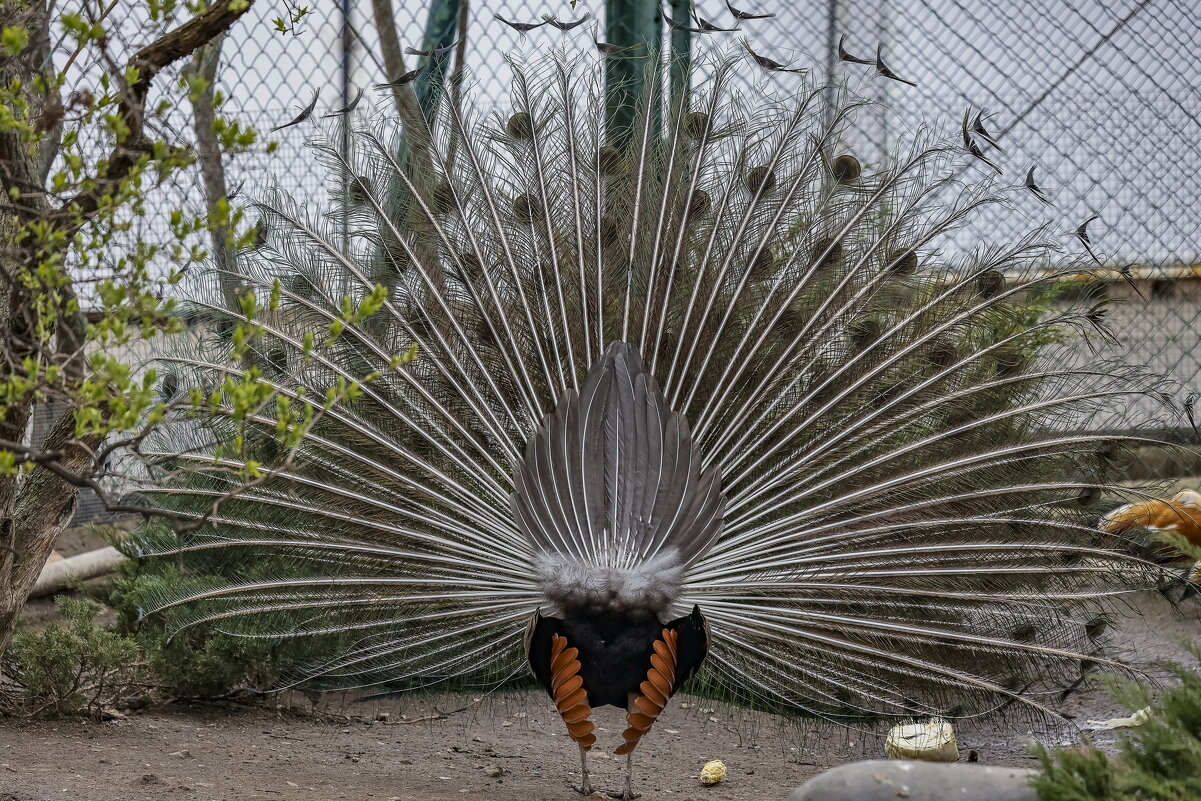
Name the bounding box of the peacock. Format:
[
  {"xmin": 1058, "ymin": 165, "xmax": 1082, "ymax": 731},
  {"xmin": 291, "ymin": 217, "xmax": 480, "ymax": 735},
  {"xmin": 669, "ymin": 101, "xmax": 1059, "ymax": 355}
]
[{"xmin": 134, "ymin": 50, "xmax": 1174, "ymax": 798}]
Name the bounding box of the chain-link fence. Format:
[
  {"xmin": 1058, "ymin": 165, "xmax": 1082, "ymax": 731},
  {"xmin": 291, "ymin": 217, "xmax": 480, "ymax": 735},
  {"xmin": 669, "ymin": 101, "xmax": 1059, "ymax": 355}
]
[{"xmin": 33, "ymin": 0, "xmax": 1201, "ymax": 522}]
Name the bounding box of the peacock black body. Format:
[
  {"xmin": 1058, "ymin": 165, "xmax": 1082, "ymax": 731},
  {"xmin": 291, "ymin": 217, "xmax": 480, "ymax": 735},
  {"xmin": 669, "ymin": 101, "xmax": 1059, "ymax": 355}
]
[{"xmin": 136, "ymin": 51, "xmax": 1171, "ymax": 797}]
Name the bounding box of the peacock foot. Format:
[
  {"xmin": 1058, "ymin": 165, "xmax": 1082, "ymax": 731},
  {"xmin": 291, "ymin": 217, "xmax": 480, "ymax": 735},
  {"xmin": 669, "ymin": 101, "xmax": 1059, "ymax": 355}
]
[
  {"xmin": 568, "ymin": 790, "xmax": 636, "ymax": 800},
  {"xmin": 570, "ymin": 784, "xmax": 640, "ymax": 799}
]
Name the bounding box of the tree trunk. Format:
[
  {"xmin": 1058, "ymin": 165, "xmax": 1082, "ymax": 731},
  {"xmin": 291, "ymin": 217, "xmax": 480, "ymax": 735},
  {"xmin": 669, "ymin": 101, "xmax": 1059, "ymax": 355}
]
[
  {"xmin": 0, "ymin": 0, "xmax": 58, "ymax": 510},
  {"xmin": 187, "ymin": 32, "xmax": 242, "ymax": 308},
  {"xmin": 0, "ymin": 413, "xmax": 101, "ymax": 657},
  {"xmin": 0, "ymin": 0, "xmax": 64, "ymax": 658},
  {"xmin": 370, "ymin": 0, "xmax": 425, "ymax": 124},
  {"xmin": 31, "ymin": 546, "xmax": 124, "ymax": 598}
]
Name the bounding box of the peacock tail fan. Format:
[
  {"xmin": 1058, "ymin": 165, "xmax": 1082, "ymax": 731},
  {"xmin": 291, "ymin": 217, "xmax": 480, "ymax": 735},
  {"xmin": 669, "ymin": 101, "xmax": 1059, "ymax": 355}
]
[{"xmin": 132, "ymin": 52, "xmax": 1180, "ymax": 727}]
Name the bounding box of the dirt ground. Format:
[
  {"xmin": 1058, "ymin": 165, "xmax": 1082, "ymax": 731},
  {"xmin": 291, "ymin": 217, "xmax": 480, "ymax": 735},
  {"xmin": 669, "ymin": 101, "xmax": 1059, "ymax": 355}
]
[{"xmin": 3, "ymin": 525, "xmax": 1201, "ymax": 801}]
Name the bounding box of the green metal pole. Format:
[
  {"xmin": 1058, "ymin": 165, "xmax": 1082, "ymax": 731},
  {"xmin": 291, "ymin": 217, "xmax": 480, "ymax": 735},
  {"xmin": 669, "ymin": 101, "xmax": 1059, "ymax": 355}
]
[
  {"xmin": 605, "ymin": 0, "xmax": 662, "ymax": 149},
  {"xmin": 667, "ymin": 0, "xmax": 692, "ymax": 106},
  {"xmin": 413, "ymin": 0, "xmax": 460, "ymax": 124}
]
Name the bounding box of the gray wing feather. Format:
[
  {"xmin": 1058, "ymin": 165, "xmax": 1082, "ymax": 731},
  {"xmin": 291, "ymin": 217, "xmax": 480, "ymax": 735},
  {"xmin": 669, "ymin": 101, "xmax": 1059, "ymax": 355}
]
[{"xmin": 510, "ymin": 342, "xmax": 724, "ymax": 570}]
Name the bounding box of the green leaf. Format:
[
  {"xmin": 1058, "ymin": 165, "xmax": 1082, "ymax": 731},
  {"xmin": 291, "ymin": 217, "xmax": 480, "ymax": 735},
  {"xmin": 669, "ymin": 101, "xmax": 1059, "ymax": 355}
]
[{"xmin": 1, "ymin": 25, "xmax": 30, "ymax": 57}]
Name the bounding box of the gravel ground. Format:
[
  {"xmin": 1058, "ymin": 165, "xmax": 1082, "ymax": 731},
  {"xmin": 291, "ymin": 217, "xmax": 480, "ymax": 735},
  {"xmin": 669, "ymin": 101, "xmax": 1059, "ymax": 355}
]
[{"xmin": 3, "ymin": 525, "xmax": 1200, "ymax": 801}]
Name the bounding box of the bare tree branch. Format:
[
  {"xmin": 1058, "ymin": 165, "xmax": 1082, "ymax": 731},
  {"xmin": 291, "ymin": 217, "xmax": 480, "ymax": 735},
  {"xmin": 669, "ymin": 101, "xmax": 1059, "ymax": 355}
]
[
  {"xmin": 369, "ymin": 0, "xmax": 422, "ymax": 122},
  {"xmin": 55, "ymin": 0, "xmax": 255, "ymax": 222},
  {"xmin": 186, "ymin": 31, "xmax": 242, "ymax": 310}
]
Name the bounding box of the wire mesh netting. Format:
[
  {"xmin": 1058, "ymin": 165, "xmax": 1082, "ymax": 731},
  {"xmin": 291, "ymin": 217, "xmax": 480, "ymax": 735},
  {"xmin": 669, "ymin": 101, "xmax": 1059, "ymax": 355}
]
[{"xmin": 26, "ymin": 0, "xmax": 1201, "ymax": 522}]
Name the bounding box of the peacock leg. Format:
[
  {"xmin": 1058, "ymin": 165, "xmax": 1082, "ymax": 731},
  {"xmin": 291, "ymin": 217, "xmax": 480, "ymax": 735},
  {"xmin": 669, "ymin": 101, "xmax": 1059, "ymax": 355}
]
[
  {"xmin": 607, "ymin": 695, "xmax": 642, "ymax": 800},
  {"xmin": 573, "ymin": 745, "xmax": 593, "ymax": 796},
  {"xmin": 621, "ymin": 750, "xmax": 638, "ymax": 801}
]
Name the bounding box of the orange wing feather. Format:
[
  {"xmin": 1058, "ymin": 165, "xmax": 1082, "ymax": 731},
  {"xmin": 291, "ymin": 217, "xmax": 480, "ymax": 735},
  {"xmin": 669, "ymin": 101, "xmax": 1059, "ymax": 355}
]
[
  {"xmin": 550, "ymin": 633, "xmax": 596, "ymax": 749},
  {"xmin": 615, "ymin": 628, "xmax": 678, "ymax": 756}
]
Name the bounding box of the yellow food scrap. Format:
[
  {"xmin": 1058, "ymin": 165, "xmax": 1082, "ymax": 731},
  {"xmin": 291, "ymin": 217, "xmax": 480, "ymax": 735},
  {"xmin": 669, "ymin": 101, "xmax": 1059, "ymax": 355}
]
[
  {"xmin": 884, "ymin": 718, "xmax": 959, "ymax": 762},
  {"xmin": 699, "ymin": 760, "xmax": 727, "ymax": 785}
]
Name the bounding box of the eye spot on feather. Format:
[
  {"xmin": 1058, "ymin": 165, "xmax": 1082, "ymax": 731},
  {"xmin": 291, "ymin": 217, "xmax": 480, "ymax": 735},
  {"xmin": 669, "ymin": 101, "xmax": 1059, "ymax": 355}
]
[
  {"xmin": 430, "ymin": 182, "xmax": 455, "ymax": 215},
  {"xmin": 832, "ymin": 154, "xmax": 861, "ymax": 184},
  {"xmin": 450, "ymin": 252, "xmax": 483, "ymax": 282},
  {"xmin": 177, "ymin": 306, "xmax": 200, "ymax": 327},
  {"xmin": 349, "ymin": 175, "xmax": 373, "ymax": 204},
  {"xmin": 888, "ymin": 250, "xmax": 918, "ymax": 275},
  {"xmin": 834, "ymin": 688, "xmax": 862, "ymax": 713},
  {"xmin": 513, "ymin": 194, "xmax": 540, "ymax": 223},
  {"xmin": 746, "ymin": 165, "xmax": 777, "ymax": 194},
  {"xmin": 474, "ymin": 323, "xmax": 499, "ymax": 349},
  {"xmin": 926, "ymin": 341, "xmax": 957, "ymax": 369},
  {"xmin": 286, "ymin": 272, "xmax": 319, "ymax": 300},
  {"xmin": 1085, "ymin": 615, "xmax": 1109, "ymax": 640},
  {"xmin": 213, "ymin": 318, "xmax": 236, "ymax": 341},
  {"xmin": 406, "ymin": 311, "xmax": 433, "ymax": 342},
  {"xmin": 381, "ymin": 236, "xmax": 412, "ymax": 269},
  {"xmin": 507, "ymin": 111, "xmax": 533, "ymax": 139},
  {"xmin": 1010, "ymin": 623, "xmax": 1037, "ymax": 642},
  {"xmin": 1000, "ymin": 673, "xmax": 1025, "ymax": 691},
  {"xmin": 1076, "ymin": 486, "xmax": 1100, "ymax": 507},
  {"xmin": 1096, "ymin": 441, "xmax": 1120, "ymax": 464},
  {"xmin": 684, "ymin": 111, "xmax": 710, "ymax": 139},
  {"xmin": 975, "ymin": 269, "xmax": 1005, "ymax": 299},
  {"xmin": 265, "ymin": 347, "xmax": 288, "ymax": 374},
  {"xmin": 600, "ymin": 216, "xmax": 620, "ymax": 248},
  {"xmin": 598, "ymin": 145, "xmax": 622, "ymax": 176},
  {"xmin": 846, "ymin": 318, "xmax": 882, "ymax": 352},
  {"xmin": 549, "ymin": 230, "xmax": 577, "ymax": 265},
  {"xmin": 159, "ymin": 373, "xmax": 179, "ymax": 400},
  {"xmin": 251, "ymin": 221, "xmax": 269, "ymax": 249},
  {"xmin": 810, "ymin": 236, "xmax": 842, "ymax": 270},
  {"xmin": 688, "ymin": 189, "xmax": 710, "ymax": 216},
  {"xmin": 538, "ymin": 260, "xmax": 560, "ymax": 285},
  {"xmin": 252, "ymin": 431, "xmax": 282, "ymax": 464},
  {"xmin": 750, "ymin": 247, "xmax": 777, "ymax": 280},
  {"xmin": 776, "ymin": 299, "xmax": 803, "ymax": 332},
  {"xmin": 875, "ymin": 380, "xmax": 906, "ymax": 404},
  {"xmin": 993, "ymin": 347, "xmax": 1026, "ymax": 377}
]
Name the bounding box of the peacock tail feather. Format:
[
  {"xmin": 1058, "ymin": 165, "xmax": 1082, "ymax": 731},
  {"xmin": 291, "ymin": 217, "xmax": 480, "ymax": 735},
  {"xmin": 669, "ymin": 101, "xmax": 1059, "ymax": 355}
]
[{"xmin": 134, "ymin": 53, "xmax": 1173, "ymax": 725}]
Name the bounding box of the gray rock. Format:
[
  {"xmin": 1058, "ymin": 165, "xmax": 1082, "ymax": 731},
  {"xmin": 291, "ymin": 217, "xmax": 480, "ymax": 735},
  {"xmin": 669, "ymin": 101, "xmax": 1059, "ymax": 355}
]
[{"xmin": 788, "ymin": 760, "xmax": 1038, "ymax": 801}]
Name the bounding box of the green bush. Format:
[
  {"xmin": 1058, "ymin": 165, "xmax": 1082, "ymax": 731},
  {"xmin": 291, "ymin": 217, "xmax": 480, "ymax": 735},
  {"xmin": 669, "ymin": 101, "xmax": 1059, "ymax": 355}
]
[
  {"xmin": 1031, "ymin": 524, "xmax": 1201, "ymax": 801},
  {"xmin": 106, "ymin": 525, "xmax": 348, "ymax": 699},
  {"xmin": 1031, "ymin": 648, "xmax": 1201, "ymax": 801},
  {"xmin": 1031, "ymin": 532, "xmax": 1201, "ymax": 800},
  {"xmin": 0, "ymin": 597, "xmax": 146, "ymax": 718}
]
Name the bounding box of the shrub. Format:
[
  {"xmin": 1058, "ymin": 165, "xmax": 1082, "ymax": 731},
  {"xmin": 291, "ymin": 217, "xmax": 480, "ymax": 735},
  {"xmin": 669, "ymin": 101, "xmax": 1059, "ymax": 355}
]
[
  {"xmin": 106, "ymin": 526, "xmax": 348, "ymax": 699},
  {"xmin": 0, "ymin": 597, "xmax": 147, "ymax": 718}
]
